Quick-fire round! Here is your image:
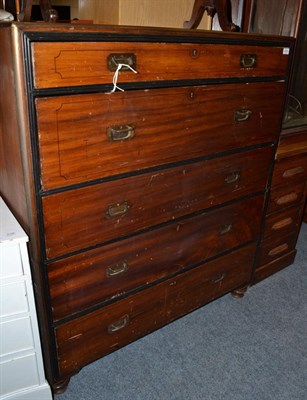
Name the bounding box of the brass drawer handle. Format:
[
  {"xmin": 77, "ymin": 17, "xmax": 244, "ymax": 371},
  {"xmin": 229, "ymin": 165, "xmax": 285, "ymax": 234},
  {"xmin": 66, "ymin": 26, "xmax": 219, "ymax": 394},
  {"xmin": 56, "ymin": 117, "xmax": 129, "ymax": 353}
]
[
  {"xmin": 108, "ymin": 314, "xmax": 130, "ymax": 334},
  {"xmin": 282, "ymin": 166, "xmax": 304, "ymax": 178},
  {"xmin": 106, "ymin": 261, "xmax": 129, "ymax": 278},
  {"xmin": 276, "ymin": 192, "xmax": 298, "ymax": 206},
  {"xmin": 220, "ymin": 224, "xmax": 233, "ymax": 235},
  {"xmin": 272, "ymin": 217, "xmax": 293, "ymax": 231},
  {"xmin": 225, "ymin": 171, "xmax": 240, "ymax": 184},
  {"xmin": 268, "ymin": 243, "xmax": 289, "ymax": 257},
  {"xmin": 107, "ymin": 125, "xmax": 135, "ymax": 142},
  {"xmin": 107, "ymin": 53, "xmax": 137, "ymax": 71},
  {"xmin": 106, "ymin": 201, "xmax": 130, "ymax": 218},
  {"xmin": 240, "ymin": 53, "xmax": 257, "ymax": 68},
  {"xmin": 234, "ymin": 109, "xmax": 252, "ymax": 122},
  {"xmin": 211, "ymin": 273, "xmax": 226, "ymax": 284}
]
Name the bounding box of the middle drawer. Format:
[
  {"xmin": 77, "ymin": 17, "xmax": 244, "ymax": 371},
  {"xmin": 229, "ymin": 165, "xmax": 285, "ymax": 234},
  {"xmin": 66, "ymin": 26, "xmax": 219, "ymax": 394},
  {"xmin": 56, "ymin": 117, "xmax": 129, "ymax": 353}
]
[
  {"xmin": 42, "ymin": 147, "xmax": 272, "ymax": 259},
  {"xmin": 48, "ymin": 194, "xmax": 264, "ymax": 321},
  {"xmin": 35, "ymin": 82, "xmax": 285, "ymax": 190},
  {"xmin": 55, "ymin": 242, "xmax": 256, "ymax": 377}
]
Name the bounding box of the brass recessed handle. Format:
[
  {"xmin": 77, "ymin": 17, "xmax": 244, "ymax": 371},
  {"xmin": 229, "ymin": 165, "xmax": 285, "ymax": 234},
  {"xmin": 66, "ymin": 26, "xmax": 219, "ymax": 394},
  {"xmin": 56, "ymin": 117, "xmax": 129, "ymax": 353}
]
[
  {"xmin": 107, "ymin": 125, "xmax": 135, "ymax": 142},
  {"xmin": 240, "ymin": 53, "xmax": 257, "ymax": 68},
  {"xmin": 106, "ymin": 201, "xmax": 130, "ymax": 218},
  {"xmin": 106, "ymin": 261, "xmax": 129, "ymax": 278},
  {"xmin": 282, "ymin": 166, "xmax": 304, "ymax": 178},
  {"xmin": 272, "ymin": 217, "xmax": 293, "ymax": 231},
  {"xmin": 234, "ymin": 109, "xmax": 252, "ymax": 122},
  {"xmin": 107, "ymin": 53, "xmax": 137, "ymax": 71},
  {"xmin": 108, "ymin": 314, "xmax": 130, "ymax": 334},
  {"xmin": 211, "ymin": 273, "xmax": 226, "ymax": 284},
  {"xmin": 268, "ymin": 243, "xmax": 288, "ymax": 257},
  {"xmin": 225, "ymin": 171, "xmax": 240, "ymax": 184},
  {"xmin": 220, "ymin": 224, "xmax": 233, "ymax": 235},
  {"xmin": 276, "ymin": 192, "xmax": 298, "ymax": 206}
]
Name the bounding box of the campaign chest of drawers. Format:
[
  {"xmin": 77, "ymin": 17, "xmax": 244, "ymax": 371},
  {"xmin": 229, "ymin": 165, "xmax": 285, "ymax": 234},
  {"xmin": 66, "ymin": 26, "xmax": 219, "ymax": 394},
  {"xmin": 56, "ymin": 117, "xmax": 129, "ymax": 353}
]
[{"xmin": 0, "ymin": 23, "xmax": 293, "ymax": 392}]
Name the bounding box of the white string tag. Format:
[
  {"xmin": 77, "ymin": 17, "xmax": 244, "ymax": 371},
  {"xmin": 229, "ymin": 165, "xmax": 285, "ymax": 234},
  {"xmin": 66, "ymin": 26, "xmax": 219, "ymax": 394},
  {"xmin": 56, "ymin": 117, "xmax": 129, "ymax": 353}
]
[{"xmin": 110, "ymin": 63, "xmax": 138, "ymax": 93}]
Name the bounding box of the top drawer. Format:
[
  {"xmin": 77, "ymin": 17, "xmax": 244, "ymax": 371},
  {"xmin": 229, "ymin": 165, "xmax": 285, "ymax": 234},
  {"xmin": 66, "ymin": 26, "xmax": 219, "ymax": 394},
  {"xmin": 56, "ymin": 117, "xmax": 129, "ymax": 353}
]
[
  {"xmin": 31, "ymin": 41, "xmax": 290, "ymax": 89},
  {"xmin": 271, "ymin": 153, "xmax": 307, "ymax": 187}
]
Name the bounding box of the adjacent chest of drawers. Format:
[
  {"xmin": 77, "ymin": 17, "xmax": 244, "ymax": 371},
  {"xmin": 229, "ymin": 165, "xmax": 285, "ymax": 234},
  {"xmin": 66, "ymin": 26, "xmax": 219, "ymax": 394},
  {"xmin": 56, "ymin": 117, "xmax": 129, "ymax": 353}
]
[
  {"xmin": 0, "ymin": 23, "xmax": 293, "ymax": 392},
  {"xmin": 0, "ymin": 198, "xmax": 52, "ymax": 400}
]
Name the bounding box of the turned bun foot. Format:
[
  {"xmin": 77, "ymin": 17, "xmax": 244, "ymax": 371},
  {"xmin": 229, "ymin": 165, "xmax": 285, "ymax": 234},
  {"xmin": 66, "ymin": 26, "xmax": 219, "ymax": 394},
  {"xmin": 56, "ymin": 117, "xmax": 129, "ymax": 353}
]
[
  {"xmin": 52, "ymin": 377, "xmax": 71, "ymax": 394},
  {"xmin": 231, "ymin": 286, "xmax": 248, "ymax": 298}
]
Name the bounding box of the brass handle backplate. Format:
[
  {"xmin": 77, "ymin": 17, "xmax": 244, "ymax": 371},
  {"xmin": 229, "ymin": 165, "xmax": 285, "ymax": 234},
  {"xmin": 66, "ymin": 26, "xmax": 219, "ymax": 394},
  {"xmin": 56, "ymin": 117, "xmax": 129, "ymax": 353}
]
[
  {"xmin": 211, "ymin": 273, "xmax": 226, "ymax": 284},
  {"xmin": 107, "ymin": 125, "xmax": 135, "ymax": 142},
  {"xmin": 234, "ymin": 109, "xmax": 252, "ymax": 122},
  {"xmin": 106, "ymin": 261, "xmax": 129, "ymax": 278},
  {"xmin": 107, "ymin": 53, "xmax": 137, "ymax": 71},
  {"xmin": 225, "ymin": 171, "xmax": 240, "ymax": 184},
  {"xmin": 108, "ymin": 314, "xmax": 130, "ymax": 334},
  {"xmin": 240, "ymin": 54, "xmax": 257, "ymax": 68},
  {"xmin": 220, "ymin": 224, "xmax": 233, "ymax": 235},
  {"xmin": 106, "ymin": 201, "xmax": 130, "ymax": 218}
]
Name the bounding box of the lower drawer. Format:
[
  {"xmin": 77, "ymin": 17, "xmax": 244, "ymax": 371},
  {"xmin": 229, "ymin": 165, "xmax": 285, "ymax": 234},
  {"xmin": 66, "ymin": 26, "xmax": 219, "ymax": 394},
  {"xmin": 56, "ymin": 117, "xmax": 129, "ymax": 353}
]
[
  {"xmin": 262, "ymin": 204, "xmax": 302, "ymax": 240},
  {"xmin": 42, "ymin": 146, "xmax": 272, "ymax": 259},
  {"xmin": 257, "ymin": 231, "xmax": 298, "ymax": 266},
  {"xmin": 267, "ymin": 182, "xmax": 305, "ymax": 214},
  {"xmin": 55, "ymin": 243, "xmax": 256, "ymax": 377},
  {"xmin": 49, "ymin": 195, "xmax": 263, "ymax": 321},
  {"xmin": 0, "ymin": 281, "xmax": 29, "ymax": 317},
  {"xmin": 271, "ymin": 152, "xmax": 307, "ymax": 187},
  {"xmin": 0, "ymin": 353, "xmax": 40, "ymax": 397},
  {"xmin": 0, "ymin": 317, "xmax": 34, "ymax": 356},
  {"xmin": 253, "ymin": 250, "xmax": 296, "ymax": 284}
]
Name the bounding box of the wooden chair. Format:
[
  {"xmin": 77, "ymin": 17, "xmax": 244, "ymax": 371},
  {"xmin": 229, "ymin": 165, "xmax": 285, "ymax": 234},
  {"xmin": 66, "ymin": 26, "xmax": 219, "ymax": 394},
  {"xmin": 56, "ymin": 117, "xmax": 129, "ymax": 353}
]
[
  {"xmin": 184, "ymin": 0, "xmax": 239, "ymax": 31},
  {"xmin": 16, "ymin": 0, "xmax": 58, "ymax": 22}
]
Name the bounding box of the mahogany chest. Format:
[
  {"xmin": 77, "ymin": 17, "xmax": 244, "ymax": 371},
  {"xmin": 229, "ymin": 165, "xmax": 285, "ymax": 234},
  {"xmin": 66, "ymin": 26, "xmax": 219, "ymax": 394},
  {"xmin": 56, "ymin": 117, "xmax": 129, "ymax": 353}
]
[{"xmin": 0, "ymin": 23, "xmax": 293, "ymax": 392}]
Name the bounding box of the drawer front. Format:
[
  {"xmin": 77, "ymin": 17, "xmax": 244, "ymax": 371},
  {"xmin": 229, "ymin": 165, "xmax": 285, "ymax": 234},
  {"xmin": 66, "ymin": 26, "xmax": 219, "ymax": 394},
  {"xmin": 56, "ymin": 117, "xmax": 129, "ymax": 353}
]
[
  {"xmin": 0, "ymin": 317, "xmax": 34, "ymax": 356},
  {"xmin": 0, "ymin": 281, "xmax": 29, "ymax": 317},
  {"xmin": 267, "ymin": 182, "xmax": 306, "ymax": 214},
  {"xmin": 165, "ymin": 244, "xmax": 254, "ymax": 318},
  {"xmin": 32, "ymin": 41, "xmax": 290, "ymax": 89},
  {"xmin": 55, "ymin": 243, "xmax": 256, "ymax": 376},
  {"xmin": 42, "ymin": 147, "xmax": 272, "ymax": 259},
  {"xmin": 36, "ymin": 82, "xmax": 284, "ymax": 190},
  {"xmin": 263, "ymin": 205, "xmax": 302, "ymax": 240},
  {"xmin": 0, "ymin": 354, "xmax": 40, "ymax": 397},
  {"xmin": 257, "ymin": 232, "xmax": 298, "ymax": 266},
  {"xmin": 271, "ymin": 153, "xmax": 307, "ymax": 187},
  {"xmin": 0, "ymin": 244, "xmax": 24, "ymax": 279},
  {"xmin": 277, "ymin": 131, "xmax": 307, "ymax": 158},
  {"xmin": 253, "ymin": 250, "xmax": 296, "ymax": 283},
  {"xmin": 49, "ymin": 195, "xmax": 264, "ymax": 321}
]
